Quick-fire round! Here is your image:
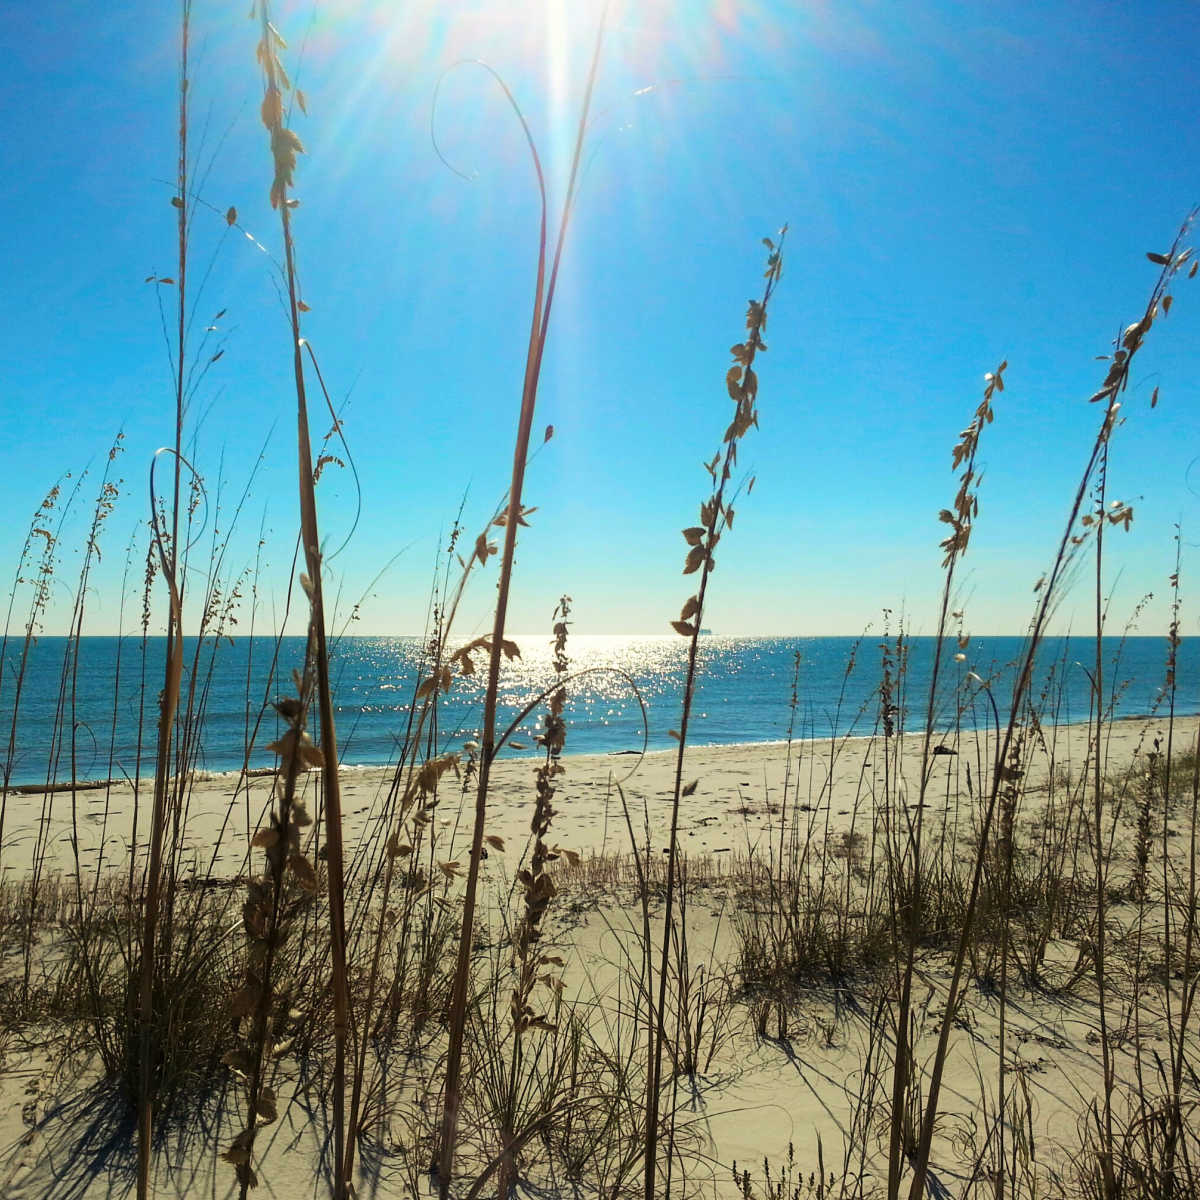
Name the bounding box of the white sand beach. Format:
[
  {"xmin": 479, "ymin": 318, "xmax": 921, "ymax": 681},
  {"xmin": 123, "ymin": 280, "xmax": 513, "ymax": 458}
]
[{"xmin": 1, "ymin": 712, "xmax": 1196, "ymax": 1198}]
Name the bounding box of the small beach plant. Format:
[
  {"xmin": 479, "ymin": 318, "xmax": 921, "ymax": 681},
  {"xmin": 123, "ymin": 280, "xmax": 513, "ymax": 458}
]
[
  {"xmin": 902, "ymin": 217, "xmax": 1197, "ymax": 1200},
  {"xmin": 133, "ymin": 4, "xmax": 196, "ymax": 1192},
  {"xmin": 645, "ymin": 227, "xmax": 786, "ymax": 1200},
  {"xmin": 435, "ymin": 14, "xmax": 608, "ymax": 1193},
  {"xmin": 218, "ymin": 3, "xmax": 353, "ymax": 1195},
  {"xmin": 884, "ymin": 359, "xmax": 1003, "ymax": 1199}
]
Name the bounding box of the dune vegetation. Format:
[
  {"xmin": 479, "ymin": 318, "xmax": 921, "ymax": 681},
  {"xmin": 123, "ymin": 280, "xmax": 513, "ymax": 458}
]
[{"xmin": 0, "ymin": 4, "xmax": 1197, "ymax": 1200}]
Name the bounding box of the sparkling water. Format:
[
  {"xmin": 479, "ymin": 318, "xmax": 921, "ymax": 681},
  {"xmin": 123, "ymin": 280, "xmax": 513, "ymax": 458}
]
[{"xmin": 0, "ymin": 634, "xmax": 1193, "ymax": 786}]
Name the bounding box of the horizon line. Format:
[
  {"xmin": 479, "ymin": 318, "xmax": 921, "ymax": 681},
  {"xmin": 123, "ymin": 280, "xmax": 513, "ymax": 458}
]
[{"xmin": 28, "ymin": 631, "xmax": 1175, "ymax": 641}]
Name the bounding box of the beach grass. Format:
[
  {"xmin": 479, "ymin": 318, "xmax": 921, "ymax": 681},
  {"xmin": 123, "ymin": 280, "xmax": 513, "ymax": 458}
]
[{"xmin": 0, "ymin": 4, "xmax": 1198, "ymax": 1200}]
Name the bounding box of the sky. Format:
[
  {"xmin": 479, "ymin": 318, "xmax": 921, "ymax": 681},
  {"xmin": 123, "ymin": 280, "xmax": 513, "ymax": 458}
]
[{"xmin": 0, "ymin": 0, "xmax": 1198, "ymax": 641}]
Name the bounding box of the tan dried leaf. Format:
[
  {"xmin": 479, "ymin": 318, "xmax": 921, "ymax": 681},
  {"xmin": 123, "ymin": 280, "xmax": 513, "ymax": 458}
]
[
  {"xmin": 255, "ymin": 1087, "xmax": 278, "ymax": 1125},
  {"xmin": 682, "ymin": 779, "xmax": 699, "ymax": 796},
  {"xmin": 276, "ymin": 122, "xmax": 304, "ymax": 152},
  {"xmin": 274, "ymin": 695, "xmax": 303, "ymax": 722},
  {"xmin": 1123, "ymin": 319, "xmax": 1148, "ymax": 348},
  {"xmin": 250, "ymin": 827, "xmax": 279, "ymax": 849},
  {"xmin": 289, "ymin": 854, "xmax": 319, "ymax": 892},
  {"xmin": 726, "ymin": 366, "xmax": 743, "ymax": 400},
  {"xmin": 261, "ymin": 86, "xmax": 283, "ymax": 130},
  {"xmin": 297, "ymin": 739, "xmax": 324, "ymax": 770},
  {"xmin": 266, "ymin": 734, "xmax": 293, "ymax": 758},
  {"xmin": 671, "ymin": 620, "xmax": 697, "ymax": 637}
]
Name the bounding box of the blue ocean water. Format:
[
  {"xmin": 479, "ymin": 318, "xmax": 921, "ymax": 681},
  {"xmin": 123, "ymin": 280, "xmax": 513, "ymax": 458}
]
[{"xmin": 0, "ymin": 634, "xmax": 1194, "ymax": 787}]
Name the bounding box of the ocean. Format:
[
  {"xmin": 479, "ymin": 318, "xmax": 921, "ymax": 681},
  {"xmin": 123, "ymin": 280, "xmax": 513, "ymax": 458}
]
[{"xmin": 0, "ymin": 634, "xmax": 1194, "ymax": 788}]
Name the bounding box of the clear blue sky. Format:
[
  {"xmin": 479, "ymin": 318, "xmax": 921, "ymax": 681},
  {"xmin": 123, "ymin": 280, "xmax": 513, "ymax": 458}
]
[{"xmin": 1, "ymin": 0, "xmax": 1198, "ymax": 640}]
